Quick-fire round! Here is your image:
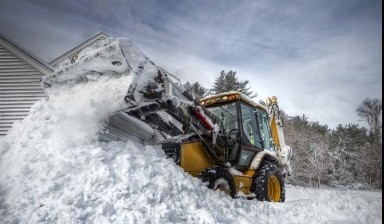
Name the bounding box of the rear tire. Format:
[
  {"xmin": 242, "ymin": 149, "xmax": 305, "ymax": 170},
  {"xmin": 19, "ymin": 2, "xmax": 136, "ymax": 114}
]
[
  {"xmin": 252, "ymin": 162, "xmax": 285, "ymax": 202},
  {"xmin": 198, "ymin": 166, "xmax": 236, "ymax": 198}
]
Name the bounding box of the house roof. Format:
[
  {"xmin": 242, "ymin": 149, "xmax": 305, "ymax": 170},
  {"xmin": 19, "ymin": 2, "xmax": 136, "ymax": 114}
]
[
  {"xmin": 49, "ymin": 32, "xmax": 110, "ymax": 66},
  {"xmin": 0, "ymin": 32, "xmax": 53, "ymax": 75}
]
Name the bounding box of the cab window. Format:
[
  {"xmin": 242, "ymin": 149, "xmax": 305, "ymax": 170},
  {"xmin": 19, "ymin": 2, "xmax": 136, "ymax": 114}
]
[
  {"xmin": 206, "ymin": 102, "xmax": 240, "ymax": 162},
  {"xmin": 256, "ymin": 108, "xmax": 274, "ymax": 151},
  {"xmin": 240, "ymin": 103, "xmax": 262, "ymax": 149}
]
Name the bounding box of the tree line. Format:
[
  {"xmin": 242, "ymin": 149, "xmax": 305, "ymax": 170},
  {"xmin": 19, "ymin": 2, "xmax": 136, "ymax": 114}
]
[
  {"xmin": 283, "ymin": 101, "xmax": 382, "ymax": 189},
  {"xmin": 184, "ymin": 70, "xmax": 382, "ymax": 189}
]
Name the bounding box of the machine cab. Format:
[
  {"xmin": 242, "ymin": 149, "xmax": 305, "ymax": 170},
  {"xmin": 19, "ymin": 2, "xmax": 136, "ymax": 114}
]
[{"xmin": 201, "ymin": 92, "xmax": 275, "ymax": 170}]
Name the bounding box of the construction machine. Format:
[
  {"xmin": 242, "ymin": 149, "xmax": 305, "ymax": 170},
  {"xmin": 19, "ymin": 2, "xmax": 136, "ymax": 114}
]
[{"xmin": 42, "ymin": 37, "xmax": 292, "ymax": 202}]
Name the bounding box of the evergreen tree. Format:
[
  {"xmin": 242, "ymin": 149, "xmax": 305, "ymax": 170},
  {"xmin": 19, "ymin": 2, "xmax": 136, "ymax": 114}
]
[
  {"xmin": 211, "ymin": 70, "xmax": 257, "ymax": 98},
  {"xmin": 183, "ymin": 81, "xmax": 208, "ymax": 99}
]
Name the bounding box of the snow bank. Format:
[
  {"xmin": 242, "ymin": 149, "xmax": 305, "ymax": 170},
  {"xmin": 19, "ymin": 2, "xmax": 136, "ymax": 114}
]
[{"xmin": 0, "ymin": 38, "xmax": 382, "ymax": 224}]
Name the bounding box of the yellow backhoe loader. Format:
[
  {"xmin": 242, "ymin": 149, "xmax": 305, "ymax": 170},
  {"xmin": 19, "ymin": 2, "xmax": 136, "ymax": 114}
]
[
  {"xmin": 41, "ymin": 37, "xmax": 292, "ymax": 202},
  {"xmin": 161, "ymin": 92, "xmax": 292, "ymax": 201}
]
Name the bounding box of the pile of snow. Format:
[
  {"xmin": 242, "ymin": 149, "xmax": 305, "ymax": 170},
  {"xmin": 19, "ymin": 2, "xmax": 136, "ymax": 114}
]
[{"xmin": 0, "ymin": 38, "xmax": 382, "ymax": 224}]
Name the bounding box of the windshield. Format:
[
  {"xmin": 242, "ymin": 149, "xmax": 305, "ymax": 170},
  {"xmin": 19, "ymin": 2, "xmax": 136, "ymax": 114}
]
[
  {"xmin": 206, "ymin": 102, "xmax": 240, "ymax": 162},
  {"xmin": 206, "ymin": 102, "xmax": 238, "ymax": 135}
]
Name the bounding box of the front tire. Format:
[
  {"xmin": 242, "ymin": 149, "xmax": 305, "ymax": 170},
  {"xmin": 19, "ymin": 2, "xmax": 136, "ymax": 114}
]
[
  {"xmin": 198, "ymin": 166, "xmax": 236, "ymax": 198},
  {"xmin": 252, "ymin": 162, "xmax": 285, "ymax": 202}
]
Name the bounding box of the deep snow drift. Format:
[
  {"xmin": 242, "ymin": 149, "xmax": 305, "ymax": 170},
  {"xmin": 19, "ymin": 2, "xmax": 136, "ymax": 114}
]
[{"xmin": 0, "ymin": 38, "xmax": 382, "ymax": 224}]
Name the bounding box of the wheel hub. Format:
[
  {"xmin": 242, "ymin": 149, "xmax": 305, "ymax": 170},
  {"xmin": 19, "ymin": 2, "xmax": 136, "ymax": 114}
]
[{"xmin": 268, "ymin": 175, "xmax": 281, "ymax": 202}]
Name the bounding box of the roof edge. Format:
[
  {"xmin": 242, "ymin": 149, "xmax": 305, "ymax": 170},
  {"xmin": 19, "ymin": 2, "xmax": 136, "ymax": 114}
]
[
  {"xmin": 0, "ymin": 32, "xmax": 53, "ymax": 75},
  {"xmin": 49, "ymin": 32, "xmax": 110, "ymax": 66}
]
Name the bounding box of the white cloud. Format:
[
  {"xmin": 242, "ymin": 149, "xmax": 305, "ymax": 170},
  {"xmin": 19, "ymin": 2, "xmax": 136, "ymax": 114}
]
[{"xmin": 0, "ymin": 0, "xmax": 381, "ymax": 129}]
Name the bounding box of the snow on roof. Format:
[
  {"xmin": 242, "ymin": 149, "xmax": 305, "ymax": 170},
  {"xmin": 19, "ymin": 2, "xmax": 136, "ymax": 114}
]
[{"xmin": 202, "ymin": 91, "xmax": 266, "ymax": 110}]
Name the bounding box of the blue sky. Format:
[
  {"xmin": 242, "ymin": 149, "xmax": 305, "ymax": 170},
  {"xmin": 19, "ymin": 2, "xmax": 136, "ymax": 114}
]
[{"xmin": 0, "ymin": 0, "xmax": 382, "ymax": 129}]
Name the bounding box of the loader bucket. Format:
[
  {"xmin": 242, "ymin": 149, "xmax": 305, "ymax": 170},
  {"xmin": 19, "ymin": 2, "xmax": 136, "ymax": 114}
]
[
  {"xmin": 41, "ymin": 38, "xmax": 187, "ymax": 144},
  {"xmin": 42, "ymin": 38, "xmax": 173, "ymax": 106}
]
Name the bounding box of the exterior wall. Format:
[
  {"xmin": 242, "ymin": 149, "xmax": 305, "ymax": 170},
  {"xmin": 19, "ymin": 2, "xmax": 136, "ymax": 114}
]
[
  {"xmin": 0, "ymin": 32, "xmax": 112, "ymax": 136},
  {"xmin": 0, "ymin": 45, "xmax": 46, "ymax": 136}
]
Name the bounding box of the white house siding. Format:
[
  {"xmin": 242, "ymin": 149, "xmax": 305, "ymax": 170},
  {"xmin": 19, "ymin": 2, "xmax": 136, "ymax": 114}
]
[{"xmin": 0, "ymin": 45, "xmax": 46, "ymax": 136}]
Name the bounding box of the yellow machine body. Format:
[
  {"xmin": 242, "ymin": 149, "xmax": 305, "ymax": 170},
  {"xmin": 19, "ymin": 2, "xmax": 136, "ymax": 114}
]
[
  {"xmin": 180, "ymin": 140, "xmax": 215, "ymax": 177},
  {"xmin": 179, "ymin": 139, "xmax": 256, "ymax": 195}
]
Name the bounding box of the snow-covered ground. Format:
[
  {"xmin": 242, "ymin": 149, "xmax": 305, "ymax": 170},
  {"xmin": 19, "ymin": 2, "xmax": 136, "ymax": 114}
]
[{"xmin": 0, "ymin": 38, "xmax": 382, "ymax": 224}]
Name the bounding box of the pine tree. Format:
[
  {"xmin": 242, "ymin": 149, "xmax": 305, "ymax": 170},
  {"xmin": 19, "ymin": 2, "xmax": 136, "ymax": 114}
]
[
  {"xmin": 211, "ymin": 70, "xmax": 257, "ymax": 98},
  {"xmin": 183, "ymin": 81, "xmax": 208, "ymax": 99}
]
